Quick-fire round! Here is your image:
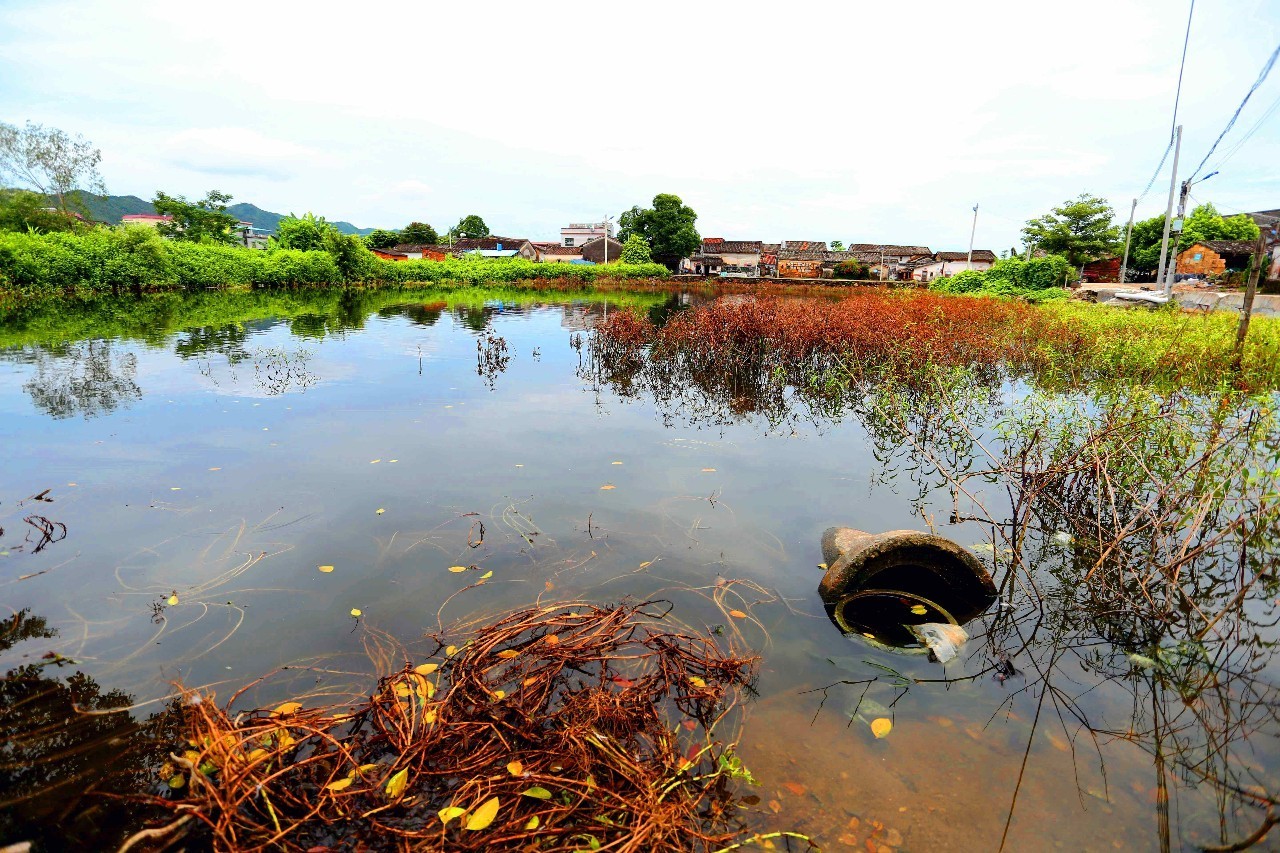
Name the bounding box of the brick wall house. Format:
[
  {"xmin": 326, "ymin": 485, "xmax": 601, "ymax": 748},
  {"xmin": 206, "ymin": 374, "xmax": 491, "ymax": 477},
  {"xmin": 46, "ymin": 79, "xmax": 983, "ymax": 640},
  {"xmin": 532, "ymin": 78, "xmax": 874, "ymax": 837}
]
[{"xmin": 1176, "ymin": 240, "xmax": 1255, "ymax": 277}]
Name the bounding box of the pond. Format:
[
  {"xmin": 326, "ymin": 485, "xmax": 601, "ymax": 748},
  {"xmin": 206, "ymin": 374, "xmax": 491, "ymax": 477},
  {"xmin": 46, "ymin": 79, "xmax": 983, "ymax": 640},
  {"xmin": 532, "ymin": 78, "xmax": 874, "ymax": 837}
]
[{"xmin": 1, "ymin": 287, "xmax": 1277, "ymax": 851}]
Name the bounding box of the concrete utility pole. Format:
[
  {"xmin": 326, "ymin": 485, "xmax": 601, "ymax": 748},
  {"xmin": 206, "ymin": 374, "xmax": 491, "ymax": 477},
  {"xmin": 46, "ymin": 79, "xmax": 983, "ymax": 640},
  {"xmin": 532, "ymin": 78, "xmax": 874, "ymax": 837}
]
[
  {"xmin": 967, "ymin": 203, "xmax": 979, "ymax": 267},
  {"xmin": 603, "ymin": 215, "xmax": 614, "ymax": 264},
  {"xmin": 1118, "ymin": 198, "xmax": 1138, "ymax": 285},
  {"xmin": 1156, "ymin": 125, "xmax": 1183, "ymax": 297}
]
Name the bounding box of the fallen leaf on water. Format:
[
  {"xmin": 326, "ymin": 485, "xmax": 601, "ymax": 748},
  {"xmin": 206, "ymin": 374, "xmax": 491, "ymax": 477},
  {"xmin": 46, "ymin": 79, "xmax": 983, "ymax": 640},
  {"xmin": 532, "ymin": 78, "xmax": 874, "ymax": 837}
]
[
  {"xmin": 507, "ymin": 760, "xmax": 523, "ymax": 776},
  {"xmin": 729, "ymin": 609, "xmax": 748, "ymax": 619},
  {"xmin": 910, "ymin": 604, "xmax": 928, "ymax": 615},
  {"xmin": 817, "ymin": 562, "xmax": 828, "ymax": 570},
  {"xmin": 350, "ymin": 608, "xmax": 362, "ymax": 618},
  {"xmin": 681, "ymin": 719, "xmax": 697, "ymax": 731},
  {"xmin": 871, "ymin": 717, "xmax": 893, "ymax": 738},
  {"xmin": 208, "ymin": 467, "xmax": 221, "ymax": 472},
  {"xmin": 599, "ymin": 484, "xmax": 616, "ymax": 490},
  {"xmin": 446, "ymin": 645, "xmax": 458, "ymax": 656},
  {"xmin": 768, "ymin": 799, "xmax": 782, "ymax": 814},
  {"xmin": 611, "ymin": 461, "xmax": 623, "ymax": 465},
  {"xmin": 638, "ymin": 560, "xmax": 653, "ymax": 569},
  {"xmin": 414, "ymin": 663, "xmax": 438, "ymax": 675},
  {"xmin": 480, "ymin": 570, "xmax": 493, "ymax": 580},
  {"xmin": 465, "ymin": 796, "xmax": 500, "ymax": 830},
  {"xmin": 168, "ymin": 774, "xmax": 186, "ymax": 789},
  {"xmin": 492, "ymin": 690, "xmax": 507, "ymax": 700},
  {"xmin": 782, "ymin": 782, "xmax": 807, "ymax": 796},
  {"xmin": 424, "ymin": 708, "xmax": 437, "ymax": 724},
  {"xmin": 689, "ymin": 676, "xmax": 707, "ymax": 689},
  {"xmin": 370, "ymin": 459, "xmax": 381, "ymax": 464},
  {"xmin": 356, "ymin": 763, "xmax": 379, "ymax": 775},
  {"xmin": 385, "ymin": 767, "xmax": 409, "ymax": 799},
  {"xmin": 448, "ymin": 565, "xmax": 469, "ymax": 573},
  {"xmin": 497, "ymin": 649, "xmax": 520, "ymax": 659},
  {"xmin": 167, "ymin": 594, "xmax": 179, "ymax": 606},
  {"xmin": 544, "ymin": 634, "xmax": 560, "ymax": 645},
  {"xmin": 545, "ymin": 581, "xmax": 555, "ymax": 590},
  {"xmin": 514, "ymin": 463, "xmax": 524, "ymax": 468},
  {"xmin": 272, "ymin": 702, "xmax": 302, "ymax": 717},
  {"xmin": 521, "ymin": 786, "xmax": 552, "ymax": 800},
  {"xmin": 523, "ymin": 677, "xmax": 537, "ymax": 686},
  {"xmin": 318, "ymin": 565, "xmax": 335, "ymax": 573},
  {"xmin": 439, "ymin": 806, "xmax": 466, "ymax": 825},
  {"xmin": 67, "ymin": 482, "xmax": 77, "ymax": 486},
  {"xmin": 701, "ymin": 468, "xmax": 717, "ymax": 473},
  {"xmin": 525, "ymin": 815, "xmax": 540, "ymax": 830},
  {"xmin": 326, "ymin": 777, "xmax": 353, "ymax": 792},
  {"xmin": 375, "ymin": 508, "xmax": 385, "ymax": 515},
  {"xmin": 170, "ymin": 487, "xmax": 182, "ymax": 491}
]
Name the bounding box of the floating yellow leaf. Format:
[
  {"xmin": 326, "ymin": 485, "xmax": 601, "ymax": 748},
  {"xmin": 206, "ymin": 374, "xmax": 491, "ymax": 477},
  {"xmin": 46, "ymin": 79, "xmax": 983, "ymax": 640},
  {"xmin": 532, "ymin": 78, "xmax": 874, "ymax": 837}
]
[
  {"xmin": 272, "ymin": 702, "xmax": 302, "ymax": 717},
  {"xmin": 356, "ymin": 763, "xmax": 379, "ymax": 775},
  {"xmin": 208, "ymin": 467, "xmax": 221, "ymax": 471},
  {"xmin": 395, "ymin": 683, "xmax": 412, "ymax": 698},
  {"xmin": 480, "ymin": 570, "xmax": 493, "ymax": 580},
  {"xmin": 525, "ymin": 815, "xmax": 540, "ymax": 830},
  {"xmin": 389, "ymin": 459, "xmax": 398, "ymax": 463},
  {"xmin": 523, "ymin": 677, "xmax": 538, "ymax": 686},
  {"xmin": 514, "ymin": 463, "xmax": 524, "ymax": 467},
  {"xmin": 326, "ymin": 777, "xmax": 354, "ymax": 792},
  {"xmin": 493, "ymin": 690, "xmax": 507, "ymax": 700},
  {"xmin": 375, "ymin": 508, "xmax": 385, "ymax": 515},
  {"xmin": 350, "ymin": 608, "xmax": 363, "ymax": 617},
  {"xmin": 170, "ymin": 487, "xmax": 182, "ymax": 491},
  {"xmin": 370, "ymin": 459, "xmax": 381, "ymax": 464},
  {"xmin": 728, "ymin": 609, "xmax": 747, "ymax": 619},
  {"xmin": 465, "ymin": 796, "xmax": 500, "ymax": 830},
  {"xmin": 544, "ymin": 634, "xmax": 560, "ymax": 646},
  {"xmin": 507, "ymin": 760, "xmax": 524, "ymax": 776},
  {"xmin": 414, "ymin": 663, "xmax": 439, "ymax": 675},
  {"xmin": 870, "ymin": 717, "xmax": 893, "ymax": 739},
  {"xmin": 439, "ymin": 806, "xmax": 467, "ymax": 825},
  {"xmin": 599, "ymin": 484, "xmax": 616, "ymax": 490},
  {"xmin": 521, "ymin": 786, "xmax": 552, "ymax": 799},
  {"xmin": 448, "ymin": 565, "xmax": 469, "ymax": 573},
  {"xmin": 701, "ymin": 468, "xmax": 717, "ymax": 473},
  {"xmin": 910, "ymin": 604, "xmax": 928, "ymax": 615},
  {"xmin": 385, "ymin": 767, "xmax": 409, "ymax": 799},
  {"xmin": 497, "ymin": 649, "xmax": 520, "ymax": 659},
  {"xmin": 247, "ymin": 748, "xmax": 267, "ymax": 762},
  {"xmin": 817, "ymin": 562, "xmax": 828, "ymax": 570},
  {"xmin": 638, "ymin": 560, "xmax": 653, "ymax": 569},
  {"xmin": 167, "ymin": 594, "xmax": 179, "ymax": 606},
  {"xmin": 689, "ymin": 676, "xmax": 707, "ymax": 688},
  {"xmin": 168, "ymin": 774, "xmax": 186, "ymax": 789},
  {"xmin": 424, "ymin": 708, "xmax": 438, "ymax": 724},
  {"xmin": 318, "ymin": 564, "xmax": 335, "ymax": 573},
  {"xmin": 446, "ymin": 645, "xmax": 458, "ymax": 656}
]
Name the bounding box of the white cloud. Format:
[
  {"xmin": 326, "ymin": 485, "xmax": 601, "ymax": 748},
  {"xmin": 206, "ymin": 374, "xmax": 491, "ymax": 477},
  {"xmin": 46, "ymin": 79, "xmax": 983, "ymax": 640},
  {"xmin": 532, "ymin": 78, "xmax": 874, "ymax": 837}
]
[{"xmin": 161, "ymin": 128, "xmax": 332, "ymax": 180}]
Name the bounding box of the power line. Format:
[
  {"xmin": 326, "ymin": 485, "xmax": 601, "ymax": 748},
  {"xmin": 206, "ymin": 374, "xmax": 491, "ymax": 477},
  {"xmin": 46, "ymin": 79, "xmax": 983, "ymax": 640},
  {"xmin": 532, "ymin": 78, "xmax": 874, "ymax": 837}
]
[
  {"xmin": 1209, "ymin": 89, "xmax": 1280, "ymax": 172},
  {"xmin": 1189, "ymin": 38, "xmax": 1280, "ymax": 179},
  {"xmin": 1136, "ymin": 1, "xmax": 1196, "ymax": 203}
]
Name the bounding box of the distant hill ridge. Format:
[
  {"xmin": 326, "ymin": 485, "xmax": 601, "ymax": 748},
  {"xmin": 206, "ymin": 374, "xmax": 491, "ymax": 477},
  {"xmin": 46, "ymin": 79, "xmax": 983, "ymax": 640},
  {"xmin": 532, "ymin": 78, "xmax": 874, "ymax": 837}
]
[{"xmin": 60, "ymin": 192, "xmax": 375, "ymax": 236}]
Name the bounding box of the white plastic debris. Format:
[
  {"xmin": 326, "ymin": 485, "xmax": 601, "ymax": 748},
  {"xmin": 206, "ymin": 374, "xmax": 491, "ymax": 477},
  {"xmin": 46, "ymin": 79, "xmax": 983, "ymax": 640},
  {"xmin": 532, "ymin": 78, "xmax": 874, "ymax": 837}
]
[
  {"xmin": 1052, "ymin": 531, "xmax": 1074, "ymax": 547},
  {"xmin": 907, "ymin": 622, "xmax": 969, "ymax": 663}
]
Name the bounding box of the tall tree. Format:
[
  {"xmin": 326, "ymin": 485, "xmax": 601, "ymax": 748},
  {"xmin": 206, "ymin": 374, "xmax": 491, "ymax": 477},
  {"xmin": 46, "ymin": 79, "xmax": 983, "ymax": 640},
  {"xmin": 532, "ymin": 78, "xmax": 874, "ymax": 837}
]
[
  {"xmin": 450, "ymin": 215, "xmax": 489, "ymax": 238},
  {"xmin": 616, "ymin": 194, "xmax": 700, "ymax": 270},
  {"xmin": 619, "ymin": 234, "xmax": 653, "ymax": 264},
  {"xmin": 1021, "ymin": 193, "xmax": 1122, "ymax": 267},
  {"xmin": 273, "ymin": 212, "xmax": 333, "ymax": 251},
  {"xmin": 0, "ymin": 121, "xmax": 106, "ymax": 215},
  {"xmin": 0, "ymin": 188, "xmax": 82, "ymax": 233},
  {"xmin": 365, "ymin": 229, "xmax": 402, "ymax": 249},
  {"xmin": 399, "ymin": 221, "xmax": 439, "ymax": 244},
  {"xmin": 152, "ymin": 190, "xmax": 239, "ymax": 244},
  {"xmin": 1178, "ymin": 203, "xmax": 1259, "ymax": 251},
  {"xmin": 831, "ymin": 240, "xmax": 845, "ymax": 251}
]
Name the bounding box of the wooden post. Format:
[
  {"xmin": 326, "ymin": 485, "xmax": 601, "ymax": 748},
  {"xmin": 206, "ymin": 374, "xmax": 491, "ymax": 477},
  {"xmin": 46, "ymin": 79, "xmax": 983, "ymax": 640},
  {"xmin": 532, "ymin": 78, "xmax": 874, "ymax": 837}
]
[{"xmin": 1234, "ymin": 231, "xmax": 1269, "ymax": 368}]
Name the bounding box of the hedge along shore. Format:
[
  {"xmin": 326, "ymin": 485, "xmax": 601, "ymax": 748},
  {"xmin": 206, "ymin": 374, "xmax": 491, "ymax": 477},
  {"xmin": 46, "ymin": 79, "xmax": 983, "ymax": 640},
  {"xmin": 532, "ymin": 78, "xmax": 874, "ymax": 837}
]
[{"xmin": 0, "ymin": 228, "xmax": 671, "ymax": 301}]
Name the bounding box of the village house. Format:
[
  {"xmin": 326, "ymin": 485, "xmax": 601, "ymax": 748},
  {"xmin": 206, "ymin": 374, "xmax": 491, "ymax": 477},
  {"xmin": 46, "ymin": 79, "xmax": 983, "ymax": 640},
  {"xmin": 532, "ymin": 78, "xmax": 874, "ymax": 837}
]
[
  {"xmin": 560, "ymin": 222, "xmax": 612, "ymax": 248},
  {"xmin": 910, "ymin": 250, "xmax": 996, "ymax": 282},
  {"xmin": 121, "ymin": 213, "xmax": 174, "ymax": 228},
  {"xmin": 760, "ymin": 243, "xmax": 780, "ymax": 277},
  {"xmin": 580, "ymin": 236, "xmax": 625, "ymax": 264},
  {"xmin": 1176, "ymin": 240, "xmax": 1257, "ymax": 278},
  {"xmin": 385, "ymin": 244, "xmax": 450, "ymax": 261},
  {"xmin": 536, "ymin": 244, "xmax": 584, "ymax": 263},
  {"xmin": 681, "ymin": 238, "xmax": 763, "ymax": 276},
  {"xmin": 1081, "ymin": 257, "xmax": 1122, "ymax": 283},
  {"xmin": 1249, "ymin": 209, "xmax": 1280, "ymax": 280}
]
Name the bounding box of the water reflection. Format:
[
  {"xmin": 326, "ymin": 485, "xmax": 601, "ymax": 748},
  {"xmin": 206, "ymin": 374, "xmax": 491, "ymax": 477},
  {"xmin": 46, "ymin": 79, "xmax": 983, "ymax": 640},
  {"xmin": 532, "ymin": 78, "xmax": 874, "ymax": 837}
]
[{"xmin": 21, "ymin": 339, "xmax": 141, "ymax": 419}]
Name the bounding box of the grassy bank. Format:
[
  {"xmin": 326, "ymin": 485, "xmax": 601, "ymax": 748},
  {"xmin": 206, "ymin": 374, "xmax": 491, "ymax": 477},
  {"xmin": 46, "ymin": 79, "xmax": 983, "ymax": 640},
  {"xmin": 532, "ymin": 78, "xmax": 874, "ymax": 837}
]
[{"xmin": 0, "ymin": 229, "xmax": 669, "ymax": 300}]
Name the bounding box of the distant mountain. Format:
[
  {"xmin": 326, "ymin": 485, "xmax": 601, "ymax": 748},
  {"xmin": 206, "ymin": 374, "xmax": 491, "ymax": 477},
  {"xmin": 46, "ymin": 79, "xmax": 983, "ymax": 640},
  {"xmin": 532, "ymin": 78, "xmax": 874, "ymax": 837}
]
[{"xmin": 59, "ymin": 192, "xmax": 375, "ymax": 236}]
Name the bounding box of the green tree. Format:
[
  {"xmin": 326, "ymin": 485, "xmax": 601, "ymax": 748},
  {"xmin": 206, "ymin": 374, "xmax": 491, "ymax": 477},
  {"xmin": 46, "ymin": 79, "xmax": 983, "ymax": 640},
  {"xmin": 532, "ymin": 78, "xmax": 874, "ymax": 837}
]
[
  {"xmin": 616, "ymin": 194, "xmax": 700, "ymax": 270},
  {"xmin": 619, "ymin": 233, "xmax": 653, "ymax": 264},
  {"xmin": 365, "ymin": 229, "xmax": 401, "ymax": 249},
  {"xmin": 273, "ymin": 212, "xmax": 333, "ymax": 251},
  {"xmin": 1021, "ymin": 193, "xmax": 1122, "ymax": 267},
  {"xmin": 832, "ymin": 259, "xmax": 868, "ymax": 279},
  {"xmin": 399, "ymin": 221, "xmax": 438, "ymax": 244},
  {"xmin": 322, "ymin": 228, "xmax": 374, "ymax": 281},
  {"xmin": 0, "ymin": 188, "xmax": 82, "ymax": 233},
  {"xmin": 152, "ymin": 190, "xmax": 239, "ymax": 244},
  {"xmin": 0, "ymin": 121, "xmax": 106, "ymax": 215},
  {"xmin": 1178, "ymin": 203, "xmax": 1259, "ymax": 251},
  {"xmin": 831, "ymin": 240, "xmax": 845, "ymax": 251},
  {"xmin": 450, "ymin": 215, "xmax": 489, "ymax": 238}
]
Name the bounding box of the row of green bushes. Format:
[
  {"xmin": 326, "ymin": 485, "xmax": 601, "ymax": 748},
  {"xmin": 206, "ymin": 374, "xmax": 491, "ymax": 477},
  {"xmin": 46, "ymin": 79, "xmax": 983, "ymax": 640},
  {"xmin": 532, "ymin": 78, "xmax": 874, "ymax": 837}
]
[
  {"xmin": 928, "ymin": 255, "xmax": 1075, "ymax": 303},
  {"xmin": 0, "ymin": 228, "xmax": 669, "ymax": 298}
]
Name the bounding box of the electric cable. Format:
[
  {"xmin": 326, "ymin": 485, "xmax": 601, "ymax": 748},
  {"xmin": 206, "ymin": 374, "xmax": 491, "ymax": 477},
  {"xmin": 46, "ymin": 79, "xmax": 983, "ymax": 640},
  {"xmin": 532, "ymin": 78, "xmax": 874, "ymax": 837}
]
[{"xmin": 1189, "ymin": 39, "xmax": 1280, "ymax": 180}]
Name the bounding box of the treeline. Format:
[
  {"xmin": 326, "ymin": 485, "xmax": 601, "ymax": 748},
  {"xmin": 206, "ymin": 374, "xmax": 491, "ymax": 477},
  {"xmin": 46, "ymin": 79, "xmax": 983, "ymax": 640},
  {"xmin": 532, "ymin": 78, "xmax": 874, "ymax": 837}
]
[
  {"xmin": 0, "ymin": 228, "xmax": 669, "ymax": 299},
  {"xmin": 928, "ymin": 255, "xmax": 1074, "ymax": 303}
]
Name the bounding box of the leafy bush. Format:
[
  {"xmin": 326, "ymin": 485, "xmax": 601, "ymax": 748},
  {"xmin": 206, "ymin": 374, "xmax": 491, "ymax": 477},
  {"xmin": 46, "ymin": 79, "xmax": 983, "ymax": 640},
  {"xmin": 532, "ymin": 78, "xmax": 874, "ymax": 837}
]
[
  {"xmin": 620, "ymin": 234, "xmax": 652, "ymax": 264},
  {"xmin": 930, "ymin": 256, "xmax": 1073, "ymax": 301},
  {"xmin": 832, "ymin": 259, "xmax": 869, "ymax": 279}
]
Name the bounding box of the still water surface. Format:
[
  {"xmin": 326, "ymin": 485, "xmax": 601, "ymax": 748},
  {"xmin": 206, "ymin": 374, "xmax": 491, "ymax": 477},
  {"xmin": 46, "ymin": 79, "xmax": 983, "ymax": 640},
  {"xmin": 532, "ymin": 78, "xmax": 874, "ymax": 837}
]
[{"xmin": 1, "ymin": 289, "xmax": 1275, "ymax": 851}]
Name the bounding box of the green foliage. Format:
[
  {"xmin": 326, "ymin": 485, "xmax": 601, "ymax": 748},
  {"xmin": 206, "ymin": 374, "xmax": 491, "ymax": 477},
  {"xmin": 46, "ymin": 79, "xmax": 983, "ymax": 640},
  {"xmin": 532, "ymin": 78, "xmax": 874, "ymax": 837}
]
[
  {"xmin": 272, "ymin": 212, "xmax": 334, "ymax": 252},
  {"xmin": 832, "ymin": 259, "xmax": 869, "ymax": 279},
  {"xmin": 450, "ymin": 215, "xmax": 489, "ymax": 238},
  {"xmin": 616, "ymin": 194, "xmax": 700, "ymax": 270},
  {"xmin": 365, "ymin": 229, "xmax": 402, "ymax": 250},
  {"xmin": 619, "ymin": 234, "xmax": 652, "ymax": 264},
  {"xmin": 1178, "ymin": 203, "xmax": 1260, "ymax": 251},
  {"xmin": 152, "ymin": 190, "xmax": 239, "ymax": 244},
  {"xmin": 322, "ymin": 228, "xmax": 375, "ymax": 281},
  {"xmin": 399, "ymin": 222, "xmax": 438, "ymax": 244},
  {"xmin": 930, "ymin": 256, "xmax": 1072, "ymax": 302},
  {"xmin": 0, "ymin": 189, "xmax": 83, "ymax": 234},
  {"xmin": 830, "ymin": 240, "xmax": 845, "ymax": 251},
  {"xmin": 1022, "ymin": 194, "xmax": 1122, "ymax": 267},
  {"xmin": 0, "ymin": 120, "xmax": 107, "ymax": 214}
]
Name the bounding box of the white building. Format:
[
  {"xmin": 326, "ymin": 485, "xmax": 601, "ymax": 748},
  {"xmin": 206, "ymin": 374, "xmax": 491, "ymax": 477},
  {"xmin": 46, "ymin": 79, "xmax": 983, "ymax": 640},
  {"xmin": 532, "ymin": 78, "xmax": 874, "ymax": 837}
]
[
  {"xmin": 560, "ymin": 222, "xmax": 612, "ymax": 248},
  {"xmin": 912, "ymin": 250, "xmax": 997, "ymax": 282}
]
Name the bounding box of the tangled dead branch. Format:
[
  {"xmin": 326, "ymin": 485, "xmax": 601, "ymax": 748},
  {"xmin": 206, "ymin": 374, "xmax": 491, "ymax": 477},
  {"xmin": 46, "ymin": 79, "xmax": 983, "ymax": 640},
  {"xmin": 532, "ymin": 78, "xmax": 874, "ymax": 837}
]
[{"xmin": 145, "ymin": 601, "xmax": 779, "ymax": 852}]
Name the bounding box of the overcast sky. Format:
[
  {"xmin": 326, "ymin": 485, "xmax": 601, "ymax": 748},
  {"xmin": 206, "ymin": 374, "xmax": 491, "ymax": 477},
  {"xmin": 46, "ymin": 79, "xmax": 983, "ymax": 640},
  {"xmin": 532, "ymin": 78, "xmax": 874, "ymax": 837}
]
[{"xmin": 2, "ymin": 0, "xmax": 1277, "ymax": 251}]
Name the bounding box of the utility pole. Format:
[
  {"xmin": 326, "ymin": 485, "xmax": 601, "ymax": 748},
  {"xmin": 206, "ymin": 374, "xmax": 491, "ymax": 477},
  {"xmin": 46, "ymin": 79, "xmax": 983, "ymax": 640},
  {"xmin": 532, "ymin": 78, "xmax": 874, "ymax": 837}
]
[
  {"xmin": 1162, "ymin": 178, "xmax": 1193, "ymax": 295},
  {"xmin": 967, "ymin": 203, "xmax": 979, "ymax": 267},
  {"xmin": 1234, "ymin": 229, "xmax": 1271, "ymax": 367},
  {"xmin": 1156, "ymin": 125, "xmax": 1182, "ymax": 297},
  {"xmin": 1118, "ymin": 198, "xmax": 1138, "ymax": 285},
  {"xmin": 603, "ymin": 215, "xmax": 614, "ymax": 264}
]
